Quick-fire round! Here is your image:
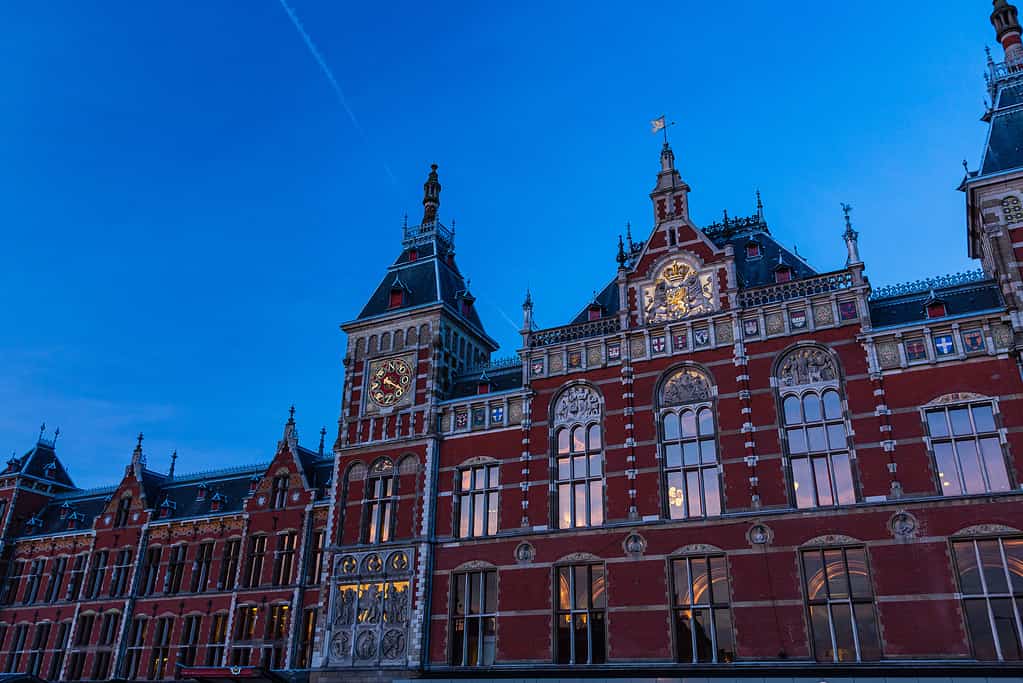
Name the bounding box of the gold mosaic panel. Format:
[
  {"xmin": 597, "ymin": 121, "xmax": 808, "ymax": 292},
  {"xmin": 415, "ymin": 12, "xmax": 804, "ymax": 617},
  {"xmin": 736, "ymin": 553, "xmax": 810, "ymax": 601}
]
[
  {"xmin": 877, "ymin": 341, "xmax": 901, "ymax": 369},
  {"xmin": 715, "ymin": 321, "xmax": 733, "ymax": 344},
  {"xmin": 814, "ymin": 303, "xmax": 834, "ymax": 325}
]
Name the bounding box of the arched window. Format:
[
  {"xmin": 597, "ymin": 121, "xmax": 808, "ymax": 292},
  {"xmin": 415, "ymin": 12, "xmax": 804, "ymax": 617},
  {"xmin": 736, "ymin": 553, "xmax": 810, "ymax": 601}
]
[
  {"xmin": 271, "ymin": 473, "xmax": 289, "ymax": 509},
  {"xmin": 658, "ymin": 367, "xmax": 721, "ymax": 519},
  {"xmin": 552, "ymin": 386, "xmax": 604, "ymax": 529},
  {"xmin": 363, "ymin": 459, "xmax": 397, "ymax": 543},
  {"xmin": 777, "ymin": 347, "xmax": 856, "ymax": 508}
]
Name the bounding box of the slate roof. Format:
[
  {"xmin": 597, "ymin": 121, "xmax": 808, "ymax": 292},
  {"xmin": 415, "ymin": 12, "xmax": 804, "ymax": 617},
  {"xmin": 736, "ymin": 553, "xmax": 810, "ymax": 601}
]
[
  {"xmin": 1, "ymin": 441, "xmax": 75, "ymax": 490},
  {"xmin": 19, "ymin": 489, "xmax": 112, "ymax": 538},
  {"xmin": 569, "ymin": 279, "xmax": 620, "ymax": 325},
  {"xmin": 980, "ymin": 81, "xmax": 1023, "ymax": 176},
  {"xmin": 868, "ymin": 278, "xmax": 1004, "ymax": 328},
  {"xmin": 447, "ymin": 363, "xmax": 523, "ymax": 401}
]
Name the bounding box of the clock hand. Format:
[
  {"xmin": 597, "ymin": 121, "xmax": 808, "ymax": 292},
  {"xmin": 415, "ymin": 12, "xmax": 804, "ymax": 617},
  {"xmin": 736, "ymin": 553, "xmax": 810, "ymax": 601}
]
[{"xmin": 383, "ymin": 377, "xmax": 401, "ymax": 390}]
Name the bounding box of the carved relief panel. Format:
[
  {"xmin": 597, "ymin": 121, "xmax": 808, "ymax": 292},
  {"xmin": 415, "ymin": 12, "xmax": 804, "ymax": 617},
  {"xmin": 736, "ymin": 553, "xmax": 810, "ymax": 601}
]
[
  {"xmin": 642, "ymin": 259, "xmax": 717, "ymax": 324},
  {"xmin": 328, "ymin": 548, "xmax": 414, "ymax": 667}
]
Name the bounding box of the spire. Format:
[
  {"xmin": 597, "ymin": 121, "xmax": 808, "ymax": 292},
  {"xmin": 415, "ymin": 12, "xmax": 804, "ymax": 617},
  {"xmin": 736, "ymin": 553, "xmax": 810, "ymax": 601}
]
[
  {"xmin": 283, "ymin": 405, "xmax": 298, "ymax": 444},
  {"xmin": 616, "ymin": 234, "xmax": 627, "ymax": 268},
  {"xmin": 168, "ymin": 450, "xmax": 177, "ymax": 479},
  {"xmin": 841, "ymin": 202, "xmax": 863, "ymax": 268},
  {"xmin": 650, "ymin": 140, "xmax": 691, "ymax": 224},
  {"xmin": 521, "ymin": 288, "xmax": 534, "ymax": 336},
  {"xmin": 756, "ymin": 189, "xmax": 764, "ymax": 220},
  {"xmin": 992, "ymin": 0, "xmax": 1023, "ymax": 62},
  {"xmin": 319, "ymin": 427, "xmax": 327, "ymax": 456},
  {"xmin": 131, "ymin": 432, "xmax": 146, "ymax": 467},
  {"xmin": 421, "ymin": 164, "xmax": 441, "ymax": 224}
]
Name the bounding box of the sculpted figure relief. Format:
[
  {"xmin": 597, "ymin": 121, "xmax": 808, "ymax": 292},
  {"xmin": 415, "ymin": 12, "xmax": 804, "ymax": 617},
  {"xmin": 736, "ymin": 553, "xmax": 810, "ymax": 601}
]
[
  {"xmin": 661, "ymin": 368, "xmax": 712, "ymax": 405},
  {"xmin": 778, "ymin": 347, "xmax": 837, "ymax": 386},
  {"xmin": 553, "ymin": 386, "xmax": 601, "ymax": 426},
  {"xmin": 644, "ymin": 260, "xmax": 716, "ymax": 323}
]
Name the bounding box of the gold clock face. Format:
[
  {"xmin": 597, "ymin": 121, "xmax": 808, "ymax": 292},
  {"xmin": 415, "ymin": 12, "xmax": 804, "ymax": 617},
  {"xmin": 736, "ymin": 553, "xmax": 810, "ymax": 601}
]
[{"xmin": 369, "ymin": 358, "xmax": 413, "ymax": 407}]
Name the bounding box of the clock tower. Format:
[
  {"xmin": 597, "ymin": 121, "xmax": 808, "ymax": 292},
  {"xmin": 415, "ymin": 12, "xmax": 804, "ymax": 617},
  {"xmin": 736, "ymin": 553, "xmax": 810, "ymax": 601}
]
[{"xmin": 335, "ymin": 164, "xmax": 499, "ymax": 449}]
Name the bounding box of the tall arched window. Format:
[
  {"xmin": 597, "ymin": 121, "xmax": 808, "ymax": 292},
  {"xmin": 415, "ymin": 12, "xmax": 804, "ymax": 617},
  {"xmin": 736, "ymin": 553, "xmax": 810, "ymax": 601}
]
[
  {"xmin": 658, "ymin": 366, "xmax": 721, "ymax": 519},
  {"xmin": 777, "ymin": 347, "xmax": 857, "ymax": 508},
  {"xmin": 363, "ymin": 459, "xmax": 397, "ymax": 543},
  {"xmin": 552, "ymin": 385, "xmax": 604, "ymax": 529}
]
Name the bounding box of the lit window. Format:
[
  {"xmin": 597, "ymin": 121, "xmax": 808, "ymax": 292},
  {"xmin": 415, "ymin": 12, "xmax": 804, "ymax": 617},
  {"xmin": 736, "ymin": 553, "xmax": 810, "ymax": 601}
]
[
  {"xmin": 784, "ymin": 389, "xmax": 856, "ymax": 508},
  {"xmin": 801, "ymin": 546, "xmax": 880, "ymax": 662},
  {"xmin": 671, "ymin": 555, "xmax": 734, "ymax": 663},
  {"xmin": 455, "ymin": 463, "xmax": 499, "ymax": 538},
  {"xmin": 925, "ymin": 402, "xmax": 1010, "ymax": 495},
  {"xmin": 450, "ymin": 570, "xmax": 497, "ymax": 666},
  {"xmin": 554, "ymin": 423, "xmax": 604, "ymax": 529},
  {"xmin": 661, "ymin": 405, "xmax": 721, "ymax": 519},
  {"xmin": 555, "ymin": 564, "xmax": 606, "ymax": 664},
  {"xmin": 363, "ymin": 459, "xmax": 397, "ymax": 543},
  {"xmin": 952, "ymin": 537, "xmax": 1023, "ymax": 660},
  {"xmin": 147, "ymin": 616, "xmax": 173, "ymax": 680}
]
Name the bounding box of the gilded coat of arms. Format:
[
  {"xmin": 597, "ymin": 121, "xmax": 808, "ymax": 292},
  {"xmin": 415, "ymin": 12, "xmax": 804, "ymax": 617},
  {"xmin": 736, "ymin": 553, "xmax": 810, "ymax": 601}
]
[{"xmin": 643, "ymin": 260, "xmax": 715, "ymax": 323}]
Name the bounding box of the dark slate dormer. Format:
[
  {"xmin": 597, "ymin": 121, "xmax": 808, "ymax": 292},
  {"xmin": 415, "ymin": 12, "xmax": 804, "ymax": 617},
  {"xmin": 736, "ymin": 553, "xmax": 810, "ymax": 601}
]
[
  {"xmin": 869, "ymin": 271, "xmax": 1004, "ymax": 328},
  {"xmin": 59, "ymin": 501, "xmax": 73, "ymax": 520},
  {"xmin": 65, "ymin": 511, "xmax": 85, "ymax": 531},
  {"xmin": 158, "ymin": 497, "xmax": 176, "ymax": 519},
  {"xmin": 210, "ymin": 492, "xmax": 227, "ymax": 512},
  {"xmin": 249, "ymin": 475, "xmax": 262, "ymax": 495},
  {"xmin": 196, "ymin": 482, "xmax": 209, "ymax": 502}
]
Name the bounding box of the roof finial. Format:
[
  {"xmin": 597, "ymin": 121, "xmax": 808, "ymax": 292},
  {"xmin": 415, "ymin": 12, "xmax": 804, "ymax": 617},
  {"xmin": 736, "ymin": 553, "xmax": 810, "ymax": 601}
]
[
  {"xmin": 617, "ymin": 234, "xmax": 627, "ymax": 267},
  {"xmin": 841, "ymin": 202, "xmax": 862, "ymax": 266},
  {"xmin": 168, "ymin": 450, "xmax": 177, "ymax": 479},
  {"xmin": 288, "ymin": 405, "xmax": 296, "ymax": 425},
  {"xmin": 131, "ymin": 432, "xmax": 146, "ymax": 467},
  {"xmin": 38, "ymin": 422, "xmax": 46, "ymax": 442},
  {"xmin": 756, "ymin": 189, "xmax": 764, "ymax": 220},
  {"xmin": 53, "ymin": 427, "xmax": 60, "ymax": 445},
  {"xmin": 319, "ymin": 427, "xmax": 327, "ymax": 456},
  {"xmin": 523, "ymin": 287, "xmax": 532, "ymax": 308},
  {"xmin": 421, "ymin": 164, "xmax": 441, "ymax": 224}
]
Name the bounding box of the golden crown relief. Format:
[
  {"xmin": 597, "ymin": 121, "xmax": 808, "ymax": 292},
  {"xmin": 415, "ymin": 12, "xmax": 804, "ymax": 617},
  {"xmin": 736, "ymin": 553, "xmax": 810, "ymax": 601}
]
[{"xmin": 643, "ymin": 259, "xmax": 716, "ymax": 324}]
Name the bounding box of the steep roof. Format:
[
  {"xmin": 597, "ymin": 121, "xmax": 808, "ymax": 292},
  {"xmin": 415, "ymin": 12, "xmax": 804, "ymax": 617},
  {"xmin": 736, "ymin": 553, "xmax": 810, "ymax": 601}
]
[
  {"xmin": 868, "ymin": 271, "xmax": 1004, "ymax": 328},
  {"xmin": 447, "ymin": 362, "xmax": 523, "ymax": 401},
  {"xmin": 980, "ymin": 72, "xmax": 1023, "ymax": 176}
]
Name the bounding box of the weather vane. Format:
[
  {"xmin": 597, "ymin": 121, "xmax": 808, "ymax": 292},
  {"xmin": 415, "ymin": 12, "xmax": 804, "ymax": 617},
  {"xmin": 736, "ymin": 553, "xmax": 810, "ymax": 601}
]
[{"xmin": 650, "ymin": 115, "xmax": 676, "ymax": 144}]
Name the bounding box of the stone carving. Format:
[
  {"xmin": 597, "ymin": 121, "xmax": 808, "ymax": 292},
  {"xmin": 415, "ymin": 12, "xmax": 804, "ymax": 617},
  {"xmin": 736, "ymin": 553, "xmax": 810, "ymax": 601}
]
[
  {"xmin": 380, "ymin": 630, "xmax": 406, "ymax": 659},
  {"xmin": 587, "ymin": 345, "xmax": 602, "ymax": 366},
  {"xmin": 715, "ymin": 320, "xmax": 733, "ymax": 344},
  {"xmin": 355, "ymin": 631, "xmax": 377, "ymax": 660},
  {"xmin": 747, "ymin": 523, "xmax": 773, "ymax": 546},
  {"xmin": 814, "ymin": 303, "xmax": 834, "ymax": 325},
  {"xmin": 553, "ymin": 386, "xmax": 601, "ymax": 426},
  {"xmin": 339, "ymin": 555, "xmax": 357, "ymax": 575},
  {"xmin": 336, "ymin": 587, "xmax": 356, "ymax": 625},
  {"xmin": 359, "ymin": 584, "xmax": 383, "ymax": 624},
  {"xmin": 877, "ymin": 341, "xmax": 900, "ymax": 369},
  {"xmin": 514, "ymin": 541, "xmax": 536, "ymax": 565},
  {"xmin": 766, "ymin": 312, "xmax": 784, "ymax": 335},
  {"xmin": 672, "ymin": 543, "xmax": 724, "ymax": 555},
  {"xmin": 994, "ymin": 323, "xmax": 1013, "ymax": 349},
  {"xmin": 952, "ymin": 523, "xmax": 1022, "ymax": 537},
  {"xmin": 363, "ymin": 554, "xmax": 383, "ymax": 574},
  {"xmin": 549, "ymin": 353, "xmax": 564, "ymax": 372},
  {"xmin": 385, "ymin": 583, "xmax": 409, "ymax": 624},
  {"xmin": 777, "ymin": 347, "xmax": 838, "ymax": 387},
  {"xmin": 630, "ymin": 336, "xmax": 646, "ymax": 358},
  {"xmin": 330, "ymin": 630, "xmax": 350, "ymax": 658},
  {"xmin": 389, "ymin": 551, "xmax": 409, "ymax": 571},
  {"xmin": 888, "ymin": 510, "xmax": 918, "ymax": 539},
  {"xmin": 926, "ymin": 392, "xmax": 988, "ymax": 406},
  {"xmin": 802, "ymin": 534, "xmax": 860, "ymax": 546},
  {"xmin": 661, "ymin": 368, "xmax": 712, "ymax": 406},
  {"xmin": 643, "ymin": 260, "xmax": 716, "ymax": 323},
  {"xmin": 622, "ymin": 532, "xmax": 647, "ymax": 558}
]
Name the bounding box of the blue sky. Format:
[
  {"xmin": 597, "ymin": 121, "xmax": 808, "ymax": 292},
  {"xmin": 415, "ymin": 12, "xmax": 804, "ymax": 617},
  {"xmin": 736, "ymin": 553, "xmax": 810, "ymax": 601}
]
[{"xmin": 0, "ymin": 1, "xmax": 1000, "ymax": 487}]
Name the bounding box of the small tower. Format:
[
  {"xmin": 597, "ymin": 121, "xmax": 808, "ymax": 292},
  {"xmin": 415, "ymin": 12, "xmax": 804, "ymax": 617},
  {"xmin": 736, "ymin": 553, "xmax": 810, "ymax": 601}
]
[
  {"xmin": 521, "ymin": 289, "xmax": 534, "ymax": 346},
  {"xmin": 841, "ymin": 203, "xmax": 862, "ymax": 267},
  {"xmin": 649, "ymin": 142, "xmax": 691, "ymax": 224},
  {"xmin": 992, "ymin": 0, "xmax": 1023, "ymax": 63},
  {"xmin": 422, "ymin": 164, "xmax": 441, "ymax": 224}
]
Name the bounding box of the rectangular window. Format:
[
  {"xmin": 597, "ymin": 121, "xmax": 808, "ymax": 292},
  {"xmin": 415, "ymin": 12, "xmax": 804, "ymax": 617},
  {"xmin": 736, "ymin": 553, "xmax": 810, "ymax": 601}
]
[
  {"xmin": 148, "ymin": 616, "xmax": 173, "ymax": 680},
  {"xmin": 109, "ymin": 548, "xmax": 133, "ymax": 597},
  {"xmin": 295, "ymin": 607, "xmax": 318, "ymax": 668},
  {"xmin": 554, "ymin": 425, "xmax": 605, "ymax": 529},
  {"xmin": 271, "ymin": 474, "xmax": 290, "ymax": 509},
  {"xmin": 219, "ymin": 538, "xmax": 241, "ymax": 590},
  {"xmin": 140, "ymin": 546, "xmax": 162, "ymax": 596},
  {"xmin": 661, "ymin": 407, "xmax": 722, "ymax": 519},
  {"xmin": 952, "ymin": 537, "xmax": 1023, "ymax": 660},
  {"xmin": 272, "ymin": 532, "xmax": 297, "ymax": 586},
  {"xmin": 265, "ymin": 604, "xmax": 289, "ymax": 669},
  {"xmin": 165, "ymin": 544, "xmax": 187, "ymax": 594},
  {"xmin": 192, "ymin": 541, "xmax": 214, "ymax": 592},
  {"xmin": 3, "ymin": 560, "xmax": 24, "ymax": 605},
  {"xmin": 455, "ymin": 464, "xmax": 500, "ymax": 538},
  {"xmin": 65, "ymin": 650, "xmax": 85, "ymax": 681},
  {"xmin": 84, "ymin": 550, "xmax": 108, "ymax": 598},
  {"xmin": 22, "ymin": 558, "xmax": 44, "ymax": 605},
  {"xmin": 235, "ymin": 605, "xmax": 259, "ymax": 641},
  {"xmin": 245, "ymin": 536, "xmax": 267, "ymax": 587},
  {"xmin": 926, "ymin": 402, "xmax": 1010, "ymax": 495},
  {"xmin": 113, "ymin": 496, "xmax": 132, "ymax": 527},
  {"xmin": 73, "ymin": 613, "xmax": 94, "ymax": 647},
  {"xmin": 783, "ymin": 390, "xmax": 857, "ymax": 509},
  {"xmin": 92, "ymin": 612, "xmax": 118, "ymax": 680},
  {"xmin": 44, "ymin": 556, "xmax": 66, "ymax": 603},
  {"xmin": 554, "ymin": 564, "xmax": 606, "ymax": 664},
  {"xmin": 178, "ymin": 614, "xmax": 202, "ymax": 667},
  {"xmin": 5, "ymin": 623, "xmax": 27, "ymax": 673},
  {"xmin": 305, "ymin": 530, "xmax": 325, "ymax": 585},
  {"xmin": 671, "ymin": 555, "xmax": 735, "ymax": 662},
  {"xmin": 47, "ymin": 621, "xmax": 70, "ymax": 681},
  {"xmin": 451, "ymin": 570, "xmax": 497, "ymax": 666},
  {"xmin": 801, "ymin": 547, "xmax": 880, "ymax": 662},
  {"xmin": 66, "ymin": 554, "xmax": 86, "ymax": 601},
  {"xmin": 123, "ymin": 617, "xmax": 148, "ymax": 680},
  {"xmin": 24, "ymin": 622, "xmax": 49, "ymax": 677},
  {"xmin": 364, "ymin": 474, "xmax": 396, "ymax": 543},
  {"xmin": 206, "ymin": 613, "xmax": 228, "ymax": 666}
]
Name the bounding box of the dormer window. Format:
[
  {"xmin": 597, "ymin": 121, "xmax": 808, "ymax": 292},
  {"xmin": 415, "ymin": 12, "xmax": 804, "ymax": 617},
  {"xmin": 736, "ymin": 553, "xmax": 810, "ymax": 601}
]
[
  {"xmin": 65, "ymin": 512, "xmax": 84, "ymax": 530},
  {"xmin": 249, "ymin": 475, "xmax": 261, "ymax": 494},
  {"xmin": 196, "ymin": 483, "xmax": 209, "ymax": 501},
  {"xmin": 587, "ymin": 302, "xmax": 603, "ymax": 322},
  {"xmin": 775, "ymin": 266, "xmax": 793, "ymax": 283},
  {"xmin": 461, "ymin": 300, "xmax": 472, "ymax": 316},
  {"xmin": 926, "ymin": 301, "xmax": 948, "ymax": 319},
  {"xmin": 59, "ymin": 502, "xmax": 73, "ymax": 520},
  {"xmin": 746, "ymin": 241, "xmax": 762, "ymax": 259},
  {"xmin": 388, "ymin": 288, "xmax": 405, "ymax": 309},
  {"xmin": 408, "ymin": 248, "xmax": 419, "ymax": 262},
  {"xmin": 43, "ymin": 461, "xmax": 56, "ymax": 479},
  {"xmin": 477, "ymin": 373, "xmax": 492, "ymax": 395},
  {"xmin": 158, "ymin": 498, "xmax": 176, "ymax": 519},
  {"xmin": 211, "ymin": 492, "xmax": 226, "ymax": 512}
]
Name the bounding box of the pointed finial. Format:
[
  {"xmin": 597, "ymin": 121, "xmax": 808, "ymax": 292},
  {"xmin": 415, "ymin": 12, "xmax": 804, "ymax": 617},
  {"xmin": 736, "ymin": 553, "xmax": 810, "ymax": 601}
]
[
  {"xmin": 617, "ymin": 235, "xmax": 627, "ymax": 267},
  {"xmin": 756, "ymin": 189, "xmax": 764, "ymax": 220},
  {"xmin": 402, "ymin": 212, "xmax": 408, "ymax": 229},
  {"xmin": 963, "ymin": 159, "xmax": 970, "ymax": 175},
  {"xmin": 422, "ymin": 163, "xmax": 441, "ymax": 224},
  {"xmin": 722, "ymin": 209, "xmax": 730, "ymax": 225},
  {"xmin": 523, "ymin": 288, "xmax": 533, "ymax": 308},
  {"xmin": 841, "ymin": 202, "xmax": 853, "ymax": 226},
  {"xmin": 38, "ymin": 423, "xmax": 46, "ymax": 442},
  {"xmin": 288, "ymin": 405, "xmax": 296, "ymax": 425},
  {"xmin": 137, "ymin": 432, "xmax": 144, "ymax": 448},
  {"xmin": 53, "ymin": 427, "xmax": 60, "ymax": 445},
  {"xmin": 319, "ymin": 427, "xmax": 326, "ymax": 456},
  {"xmin": 131, "ymin": 432, "xmax": 146, "ymax": 467},
  {"xmin": 168, "ymin": 450, "xmax": 177, "ymax": 479}
]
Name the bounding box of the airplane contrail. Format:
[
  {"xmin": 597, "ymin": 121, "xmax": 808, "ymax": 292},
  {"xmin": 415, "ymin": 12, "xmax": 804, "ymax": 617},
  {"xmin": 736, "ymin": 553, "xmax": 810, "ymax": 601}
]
[{"xmin": 276, "ymin": 0, "xmax": 398, "ymax": 185}]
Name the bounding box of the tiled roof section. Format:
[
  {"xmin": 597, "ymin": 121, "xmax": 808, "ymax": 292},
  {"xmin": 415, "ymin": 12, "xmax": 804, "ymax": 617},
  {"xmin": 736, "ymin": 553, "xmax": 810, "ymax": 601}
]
[
  {"xmin": 156, "ymin": 470, "xmax": 257, "ymax": 519},
  {"xmin": 981, "ymin": 81, "xmax": 1023, "ymax": 176},
  {"xmin": 868, "ymin": 278, "xmax": 1004, "ymax": 328},
  {"xmin": 2, "ymin": 442, "xmax": 75, "ymax": 489},
  {"xmin": 708, "ymin": 228, "xmax": 818, "ymax": 289},
  {"xmin": 18, "ymin": 491, "xmax": 110, "ymax": 538},
  {"xmin": 448, "ymin": 363, "xmax": 523, "ymax": 400},
  {"xmin": 569, "ymin": 279, "xmax": 620, "ymax": 325}
]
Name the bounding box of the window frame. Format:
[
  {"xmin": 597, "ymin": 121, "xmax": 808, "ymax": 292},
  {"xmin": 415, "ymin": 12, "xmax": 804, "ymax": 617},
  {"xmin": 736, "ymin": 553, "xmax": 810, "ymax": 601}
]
[
  {"xmin": 659, "ymin": 401, "xmax": 722, "ymax": 520},
  {"xmin": 454, "ymin": 462, "xmax": 500, "ymax": 538},
  {"xmin": 553, "ymin": 562, "xmax": 607, "ymax": 665},
  {"xmin": 362, "ymin": 459, "xmax": 398, "ymax": 544},
  {"xmin": 552, "ymin": 421, "xmax": 605, "ymax": 530},
  {"xmin": 449, "ymin": 569, "xmax": 498, "ymax": 667},
  {"xmin": 951, "ymin": 535, "xmax": 1023, "ymax": 661},
  {"xmin": 122, "ymin": 616, "xmax": 148, "ymax": 679},
  {"xmin": 669, "ymin": 554, "xmax": 735, "ymax": 663},
  {"xmin": 922, "ymin": 399, "xmax": 1013, "ymax": 496},
  {"xmin": 245, "ymin": 535, "xmax": 268, "ymax": 588}
]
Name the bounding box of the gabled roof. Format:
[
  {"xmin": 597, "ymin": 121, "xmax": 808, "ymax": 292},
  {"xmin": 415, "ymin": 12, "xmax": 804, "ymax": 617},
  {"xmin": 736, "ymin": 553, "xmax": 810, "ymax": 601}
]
[
  {"xmin": 979, "ymin": 76, "xmax": 1023, "ymax": 176},
  {"xmin": 2, "ymin": 439, "xmax": 75, "ymax": 490}
]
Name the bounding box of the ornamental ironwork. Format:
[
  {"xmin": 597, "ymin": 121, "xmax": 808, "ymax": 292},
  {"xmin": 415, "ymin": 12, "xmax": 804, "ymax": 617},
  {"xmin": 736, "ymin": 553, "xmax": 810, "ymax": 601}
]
[
  {"xmin": 738, "ymin": 271, "xmax": 854, "ymax": 308},
  {"xmin": 868, "ymin": 269, "xmax": 987, "ymax": 300},
  {"xmin": 529, "ymin": 317, "xmax": 620, "ymax": 348}
]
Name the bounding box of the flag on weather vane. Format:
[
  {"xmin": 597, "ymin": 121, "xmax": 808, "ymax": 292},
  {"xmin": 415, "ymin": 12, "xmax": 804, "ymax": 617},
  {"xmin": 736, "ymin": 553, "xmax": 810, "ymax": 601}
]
[{"xmin": 650, "ymin": 116, "xmax": 666, "ymax": 133}]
